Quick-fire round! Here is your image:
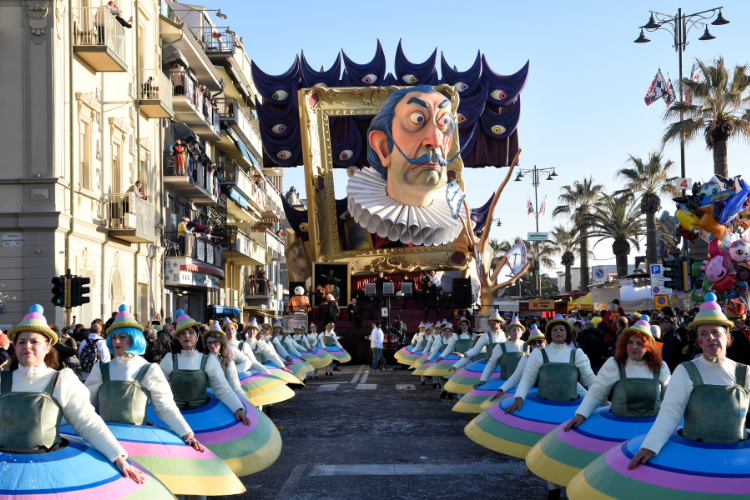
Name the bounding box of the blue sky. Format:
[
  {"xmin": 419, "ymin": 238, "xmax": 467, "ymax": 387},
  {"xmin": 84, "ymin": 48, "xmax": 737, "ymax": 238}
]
[{"xmin": 200, "ymin": 0, "xmax": 750, "ymax": 274}]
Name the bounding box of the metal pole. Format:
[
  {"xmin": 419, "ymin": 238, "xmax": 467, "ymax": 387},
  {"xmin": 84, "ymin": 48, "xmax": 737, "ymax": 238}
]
[
  {"xmin": 677, "ymin": 8, "xmax": 686, "ymax": 191},
  {"xmin": 534, "ymin": 166, "xmax": 540, "ymax": 295}
]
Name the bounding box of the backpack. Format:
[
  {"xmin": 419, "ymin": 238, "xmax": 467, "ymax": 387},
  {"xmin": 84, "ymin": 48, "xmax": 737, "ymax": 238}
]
[{"xmin": 80, "ymin": 339, "xmax": 101, "ymax": 373}]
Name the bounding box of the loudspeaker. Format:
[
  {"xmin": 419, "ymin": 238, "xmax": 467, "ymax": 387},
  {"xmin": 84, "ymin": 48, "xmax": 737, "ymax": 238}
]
[
  {"xmin": 383, "ymin": 282, "xmax": 395, "ymax": 296},
  {"xmin": 400, "ymin": 282, "xmax": 413, "ymax": 296},
  {"xmin": 365, "ymin": 283, "xmax": 377, "ymax": 296},
  {"xmin": 452, "ymin": 278, "xmax": 473, "ymax": 309}
]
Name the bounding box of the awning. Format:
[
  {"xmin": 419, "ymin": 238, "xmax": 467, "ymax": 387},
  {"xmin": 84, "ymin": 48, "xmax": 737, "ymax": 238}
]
[
  {"xmin": 242, "ymin": 307, "xmax": 280, "ymax": 319},
  {"xmin": 181, "ymin": 264, "xmax": 224, "ymax": 279},
  {"xmin": 225, "ymin": 128, "xmax": 253, "ymax": 165},
  {"xmin": 228, "ymin": 61, "xmax": 251, "ymax": 98},
  {"xmin": 212, "ymin": 305, "xmax": 241, "ymax": 315},
  {"xmin": 229, "ymin": 188, "xmax": 249, "ymax": 209},
  {"xmin": 568, "ymin": 292, "xmax": 593, "ymax": 311}
]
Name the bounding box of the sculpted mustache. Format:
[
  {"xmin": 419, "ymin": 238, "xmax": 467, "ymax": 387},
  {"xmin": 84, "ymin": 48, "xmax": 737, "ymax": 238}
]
[{"xmin": 385, "ymin": 123, "xmax": 477, "ymax": 166}]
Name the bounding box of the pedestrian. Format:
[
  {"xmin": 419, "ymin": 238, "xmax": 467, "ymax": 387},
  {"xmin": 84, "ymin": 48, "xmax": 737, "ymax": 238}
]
[
  {"xmin": 325, "ymin": 294, "xmax": 340, "ymax": 325},
  {"xmin": 77, "ymin": 321, "xmax": 110, "ymax": 380},
  {"xmin": 145, "ymin": 330, "xmax": 172, "ymax": 364},
  {"xmin": 348, "ymin": 297, "xmax": 361, "ymax": 333},
  {"xmin": 370, "ymin": 322, "xmax": 384, "ymax": 372},
  {"xmin": 658, "ymin": 313, "xmax": 683, "ymax": 373},
  {"xmin": 423, "ymin": 281, "xmax": 440, "ymax": 322},
  {"xmin": 580, "ymin": 321, "xmax": 609, "ymax": 373}
]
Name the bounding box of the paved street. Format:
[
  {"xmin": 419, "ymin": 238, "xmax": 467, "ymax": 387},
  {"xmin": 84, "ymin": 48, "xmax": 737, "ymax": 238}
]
[{"xmin": 221, "ymin": 364, "xmax": 551, "ymax": 500}]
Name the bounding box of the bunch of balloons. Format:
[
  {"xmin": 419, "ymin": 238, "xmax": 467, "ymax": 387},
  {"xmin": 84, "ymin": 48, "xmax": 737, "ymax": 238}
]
[{"xmin": 674, "ymin": 174, "xmax": 750, "ymax": 303}]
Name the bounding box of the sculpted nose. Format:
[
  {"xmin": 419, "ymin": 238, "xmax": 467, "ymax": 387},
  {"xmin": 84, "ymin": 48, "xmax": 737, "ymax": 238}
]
[{"xmin": 421, "ymin": 122, "xmax": 443, "ymax": 152}]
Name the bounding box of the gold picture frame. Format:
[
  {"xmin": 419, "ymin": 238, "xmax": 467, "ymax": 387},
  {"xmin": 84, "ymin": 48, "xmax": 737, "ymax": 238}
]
[
  {"xmin": 298, "ymin": 84, "xmax": 471, "ymax": 276},
  {"xmin": 343, "ymin": 218, "xmax": 374, "ymax": 251},
  {"xmin": 312, "ymin": 262, "xmax": 352, "ymax": 307},
  {"xmin": 285, "ymin": 237, "xmax": 312, "ymax": 283}
]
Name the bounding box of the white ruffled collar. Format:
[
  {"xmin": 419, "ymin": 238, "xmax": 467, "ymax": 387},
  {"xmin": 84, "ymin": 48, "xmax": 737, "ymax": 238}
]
[
  {"xmin": 181, "ymin": 349, "xmax": 198, "ymax": 356},
  {"xmin": 549, "ymin": 343, "xmax": 570, "ymax": 352},
  {"xmin": 115, "ymin": 355, "xmax": 138, "ymax": 364},
  {"xmin": 346, "ymin": 167, "xmax": 463, "ymax": 246},
  {"xmin": 17, "ymin": 363, "xmax": 52, "ymax": 384}
]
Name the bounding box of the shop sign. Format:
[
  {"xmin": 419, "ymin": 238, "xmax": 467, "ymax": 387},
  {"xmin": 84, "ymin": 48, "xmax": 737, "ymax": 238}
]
[
  {"xmin": 529, "ymin": 299, "xmax": 555, "ymax": 310},
  {"xmin": 164, "ymin": 270, "xmax": 220, "ymax": 289}
]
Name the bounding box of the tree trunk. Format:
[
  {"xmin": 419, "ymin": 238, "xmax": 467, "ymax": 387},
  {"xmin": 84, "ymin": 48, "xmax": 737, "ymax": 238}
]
[
  {"xmin": 579, "ymin": 230, "xmax": 589, "ymax": 292},
  {"xmin": 713, "ymin": 139, "xmax": 728, "ymax": 177},
  {"xmin": 646, "ymin": 211, "xmax": 657, "ymax": 265},
  {"xmin": 613, "ymin": 243, "xmax": 629, "ymax": 278},
  {"xmin": 565, "ymin": 265, "xmax": 572, "ymax": 293}
]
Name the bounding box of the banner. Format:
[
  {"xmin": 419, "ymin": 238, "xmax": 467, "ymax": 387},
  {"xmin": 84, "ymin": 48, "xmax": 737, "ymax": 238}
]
[{"xmin": 529, "ymin": 299, "xmax": 555, "ymax": 311}]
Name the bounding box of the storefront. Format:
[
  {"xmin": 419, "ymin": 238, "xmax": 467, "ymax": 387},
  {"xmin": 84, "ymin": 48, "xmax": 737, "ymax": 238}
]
[{"xmin": 164, "ymin": 259, "xmax": 222, "ymax": 324}]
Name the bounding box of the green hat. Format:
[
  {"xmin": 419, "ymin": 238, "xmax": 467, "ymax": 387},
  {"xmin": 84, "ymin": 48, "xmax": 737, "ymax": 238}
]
[
  {"xmin": 507, "ymin": 316, "xmax": 526, "ymax": 333},
  {"xmin": 418, "ymin": 321, "xmax": 426, "ymax": 329},
  {"xmin": 272, "ymin": 319, "xmax": 283, "ymax": 330},
  {"xmin": 8, "ymin": 305, "xmax": 57, "ymax": 345},
  {"xmin": 106, "ymin": 304, "xmax": 144, "ymax": 335},
  {"xmin": 526, "ymin": 324, "xmax": 545, "ymax": 344},
  {"xmin": 442, "ymin": 323, "xmax": 454, "ymax": 332},
  {"xmin": 488, "ymin": 309, "xmax": 504, "ymax": 323},
  {"xmin": 688, "ymin": 293, "xmax": 734, "ymax": 329},
  {"xmin": 294, "ymin": 322, "xmax": 305, "ymax": 331},
  {"xmin": 203, "ymin": 321, "xmax": 226, "ymax": 341},
  {"xmin": 622, "ymin": 316, "xmax": 654, "ymax": 339},
  {"xmin": 173, "ymin": 309, "xmax": 201, "ymax": 336},
  {"xmin": 545, "ymin": 314, "xmax": 572, "ymax": 334},
  {"xmin": 424, "ymin": 322, "xmax": 434, "ymax": 331},
  {"xmin": 245, "ymin": 318, "xmax": 260, "ymax": 331}
]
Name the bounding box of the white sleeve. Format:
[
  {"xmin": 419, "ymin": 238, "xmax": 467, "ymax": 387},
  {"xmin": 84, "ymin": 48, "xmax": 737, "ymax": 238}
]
[
  {"xmin": 141, "ymin": 364, "xmax": 192, "ymax": 438},
  {"xmin": 205, "ymin": 355, "xmax": 244, "ymax": 413},
  {"xmin": 273, "ymin": 338, "xmax": 290, "ymax": 358},
  {"xmin": 576, "ymin": 357, "xmax": 619, "ymax": 418},
  {"xmin": 284, "ymin": 338, "xmax": 302, "ymax": 357},
  {"xmin": 242, "ymin": 343, "xmax": 269, "ymax": 373},
  {"xmin": 459, "ymin": 335, "xmax": 486, "ymax": 362},
  {"xmin": 440, "ymin": 338, "xmax": 457, "ymax": 359},
  {"xmin": 263, "ymin": 343, "xmax": 286, "ymax": 367},
  {"xmin": 411, "ymin": 334, "xmax": 420, "ymax": 346},
  {"xmin": 641, "ymin": 364, "xmax": 693, "ymax": 455},
  {"xmin": 223, "ymin": 360, "xmax": 251, "ymax": 403},
  {"xmin": 300, "ymin": 336, "xmax": 312, "ymax": 350},
  {"xmin": 481, "ymin": 344, "xmax": 504, "ymax": 382},
  {"xmin": 83, "ymin": 363, "xmax": 104, "ymax": 407},
  {"xmin": 500, "ymin": 355, "xmax": 528, "ymax": 392},
  {"xmin": 97, "ymin": 339, "xmax": 111, "ymax": 364},
  {"xmin": 333, "ymin": 334, "xmax": 343, "ymax": 349},
  {"xmin": 159, "ymin": 353, "xmax": 175, "ymax": 379},
  {"xmin": 514, "ymin": 348, "xmax": 544, "ymax": 400},
  {"xmin": 428, "ymin": 340, "xmax": 443, "ymax": 361},
  {"xmin": 228, "ymin": 345, "xmax": 252, "ymax": 374},
  {"xmin": 57, "ymin": 369, "xmax": 127, "ymax": 462},
  {"xmin": 574, "ymin": 349, "xmax": 597, "ymax": 389}
]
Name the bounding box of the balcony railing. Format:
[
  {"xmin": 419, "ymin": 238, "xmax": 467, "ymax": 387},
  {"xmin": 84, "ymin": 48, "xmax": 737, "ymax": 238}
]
[
  {"xmin": 225, "ymin": 225, "xmax": 266, "ymax": 263},
  {"xmin": 217, "ymin": 162, "xmax": 268, "ymax": 211},
  {"xmin": 101, "ymin": 193, "xmax": 155, "ymax": 237},
  {"xmin": 201, "ymin": 27, "xmax": 237, "ymax": 54},
  {"xmin": 214, "ymin": 98, "xmax": 263, "ymax": 159},
  {"xmin": 72, "ymin": 6, "xmax": 127, "ymax": 71},
  {"xmin": 140, "ymin": 69, "xmax": 173, "ymax": 118},
  {"xmin": 244, "ymin": 276, "xmax": 273, "ymax": 297},
  {"xmin": 164, "ymin": 232, "xmax": 222, "ymax": 267},
  {"xmin": 159, "ymin": 1, "xmax": 182, "ymax": 24},
  {"xmin": 164, "ymin": 153, "xmax": 223, "ymax": 205}
]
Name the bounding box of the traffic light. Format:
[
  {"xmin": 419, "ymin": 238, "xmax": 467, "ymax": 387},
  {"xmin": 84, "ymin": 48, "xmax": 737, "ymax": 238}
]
[
  {"xmin": 662, "ymin": 256, "xmax": 682, "ymax": 291},
  {"xmin": 51, "ymin": 276, "xmax": 67, "ymax": 308},
  {"xmin": 680, "ymin": 256, "xmax": 691, "ymax": 292},
  {"xmin": 70, "ymin": 276, "xmax": 91, "ymax": 307}
]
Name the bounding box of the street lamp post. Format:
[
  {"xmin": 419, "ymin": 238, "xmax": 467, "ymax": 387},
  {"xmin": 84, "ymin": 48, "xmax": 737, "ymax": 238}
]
[{"xmin": 515, "ymin": 166, "xmax": 557, "ymax": 296}]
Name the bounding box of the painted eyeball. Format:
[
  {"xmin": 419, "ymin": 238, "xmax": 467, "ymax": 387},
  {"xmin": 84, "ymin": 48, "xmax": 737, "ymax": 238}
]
[
  {"xmin": 441, "ymin": 116, "xmax": 451, "ymax": 126},
  {"xmin": 339, "ymin": 150, "xmax": 354, "ymax": 161},
  {"xmin": 490, "ymin": 89, "xmax": 508, "ymax": 100},
  {"xmin": 277, "ymin": 150, "xmax": 293, "ymax": 160},
  {"xmin": 271, "ymin": 90, "xmax": 289, "ymax": 101},
  {"xmin": 271, "ymin": 124, "xmax": 287, "ymax": 134},
  {"xmin": 457, "ymin": 113, "xmax": 467, "ymax": 123},
  {"xmin": 299, "ymin": 222, "xmax": 308, "ymax": 232},
  {"xmin": 312, "ymin": 83, "xmax": 327, "ymax": 88},
  {"xmin": 402, "ymin": 74, "xmax": 418, "ymax": 84},
  {"xmin": 409, "ymin": 112, "xmax": 425, "ymax": 124},
  {"xmin": 491, "ymin": 125, "xmax": 506, "ymax": 135},
  {"xmin": 362, "ymin": 74, "xmax": 378, "ymax": 85},
  {"xmin": 454, "ymin": 82, "xmax": 469, "ymax": 92},
  {"xmin": 346, "ymin": 166, "xmax": 358, "ymax": 178}
]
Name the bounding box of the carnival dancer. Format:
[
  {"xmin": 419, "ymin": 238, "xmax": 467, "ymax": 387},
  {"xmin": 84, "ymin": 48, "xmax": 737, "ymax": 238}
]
[
  {"xmin": 305, "ymin": 323, "xmax": 334, "ymax": 377},
  {"xmin": 453, "ymin": 317, "xmax": 528, "ymax": 413},
  {"xmin": 249, "ymin": 324, "xmax": 300, "ymax": 386},
  {"xmin": 156, "ymin": 310, "xmax": 281, "ymax": 476},
  {"xmin": 411, "ymin": 319, "xmax": 447, "ymax": 373},
  {"xmin": 270, "ymin": 320, "xmax": 311, "ymax": 381},
  {"xmin": 526, "ymin": 315, "xmax": 670, "ymax": 495},
  {"xmin": 412, "ymin": 323, "xmax": 434, "ymax": 384},
  {"xmin": 446, "ymin": 311, "xmax": 508, "ymax": 395},
  {"xmin": 567, "ymin": 294, "xmax": 750, "ymax": 500},
  {"xmin": 395, "ymin": 322, "xmax": 426, "ymax": 365},
  {"xmin": 280, "ymin": 326, "xmax": 317, "ymax": 375},
  {"xmin": 465, "ymin": 314, "xmax": 596, "ymax": 499},
  {"xmin": 71, "ymin": 305, "xmax": 244, "ymax": 497},
  {"xmin": 203, "ymin": 325, "xmax": 252, "ymax": 404},
  {"xmin": 2, "ymin": 305, "xmax": 174, "ymax": 499},
  {"xmin": 320, "ymin": 322, "xmax": 352, "ymax": 369},
  {"xmin": 426, "ymin": 319, "xmax": 475, "ymax": 399},
  {"xmin": 289, "ymin": 322, "xmax": 329, "ymax": 370},
  {"xmin": 414, "ymin": 322, "xmax": 452, "ymax": 389}
]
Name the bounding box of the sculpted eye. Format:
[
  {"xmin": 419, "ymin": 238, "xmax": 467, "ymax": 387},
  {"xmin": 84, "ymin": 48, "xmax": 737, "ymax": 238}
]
[
  {"xmin": 409, "ymin": 112, "xmax": 425, "ymax": 124},
  {"xmin": 490, "ymin": 89, "xmax": 508, "ymax": 100},
  {"xmin": 362, "ymin": 74, "xmax": 378, "ymax": 84},
  {"xmin": 271, "ymin": 90, "xmax": 289, "ymax": 101},
  {"xmin": 339, "ymin": 150, "xmax": 354, "ymax": 161},
  {"xmin": 442, "ymin": 116, "xmax": 450, "ymax": 125},
  {"xmin": 491, "ymin": 125, "xmax": 506, "ymax": 135},
  {"xmin": 277, "ymin": 150, "xmax": 292, "ymax": 160},
  {"xmin": 457, "ymin": 113, "xmax": 467, "ymax": 123},
  {"xmin": 402, "ymin": 74, "xmax": 418, "ymax": 84},
  {"xmin": 455, "ymin": 82, "xmax": 469, "ymax": 92},
  {"xmin": 271, "ymin": 124, "xmax": 287, "ymax": 134}
]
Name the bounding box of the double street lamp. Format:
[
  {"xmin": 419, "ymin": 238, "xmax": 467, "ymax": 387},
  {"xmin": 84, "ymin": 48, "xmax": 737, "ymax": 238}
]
[{"xmin": 515, "ymin": 166, "xmax": 558, "ymax": 296}]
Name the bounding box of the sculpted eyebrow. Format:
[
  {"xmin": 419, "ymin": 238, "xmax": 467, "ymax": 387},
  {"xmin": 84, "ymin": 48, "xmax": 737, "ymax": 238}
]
[
  {"xmin": 406, "ymin": 97, "xmax": 429, "ymax": 108},
  {"xmin": 438, "ymin": 99, "xmax": 450, "ymax": 108}
]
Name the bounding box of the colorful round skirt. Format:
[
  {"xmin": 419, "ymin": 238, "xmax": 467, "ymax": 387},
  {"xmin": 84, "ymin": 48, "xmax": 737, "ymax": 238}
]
[
  {"xmin": 395, "ymin": 346, "xmax": 421, "ymax": 365},
  {"xmin": 422, "ymin": 354, "xmax": 463, "ymax": 377},
  {"xmin": 263, "ymin": 363, "xmax": 305, "ymax": 386},
  {"xmin": 249, "ymin": 384, "xmax": 295, "ymax": 406},
  {"xmin": 61, "ymin": 422, "xmax": 245, "ymax": 496},
  {"xmin": 239, "ymin": 370, "xmax": 288, "ymax": 398},
  {"xmin": 3, "ymin": 434, "xmax": 174, "ymax": 499},
  {"xmin": 285, "ymin": 356, "xmax": 312, "ymax": 380},
  {"xmin": 310, "ymin": 347, "xmax": 334, "ymax": 367},
  {"xmin": 324, "ymin": 345, "xmax": 352, "ymax": 363},
  {"xmin": 526, "ymin": 406, "xmax": 658, "ymax": 487},
  {"xmin": 567, "ymin": 431, "xmax": 750, "ymax": 499},
  {"xmin": 465, "ymin": 389, "xmax": 587, "ymax": 459},
  {"xmin": 452, "ymin": 379, "xmax": 516, "ymax": 414},
  {"xmin": 147, "ymin": 389, "xmax": 282, "ymax": 477},
  {"xmin": 297, "ymin": 351, "xmax": 326, "ymax": 369},
  {"xmin": 410, "ymin": 351, "xmax": 431, "ymax": 371},
  {"xmin": 444, "ymin": 359, "xmax": 500, "ymax": 394}
]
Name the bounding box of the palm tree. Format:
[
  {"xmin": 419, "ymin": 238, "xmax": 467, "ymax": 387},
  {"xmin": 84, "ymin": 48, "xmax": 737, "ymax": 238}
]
[
  {"xmin": 586, "ymin": 194, "xmax": 645, "ymax": 278},
  {"xmin": 663, "ymin": 57, "xmax": 750, "ymax": 176},
  {"xmin": 549, "ymin": 225, "xmax": 579, "ymax": 293},
  {"xmin": 615, "ymin": 151, "xmax": 678, "ymax": 265},
  {"xmin": 553, "ymin": 177, "xmax": 604, "ymax": 292}
]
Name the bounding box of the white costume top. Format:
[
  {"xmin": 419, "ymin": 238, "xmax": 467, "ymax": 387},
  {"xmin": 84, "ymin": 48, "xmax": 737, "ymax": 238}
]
[
  {"xmin": 480, "ymin": 339, "xmax": 526, "ymax": 382},
  {"xmin": 514, "ymin": 343, "xmax": 596, "ymax": 401},
  {"xmin": 216, "ymin": 354, "xmax": 251, "ymax": 404},
  {"xmin": 440, "ymin": 333, "xmax": 472, "ymax": 359},
  {"xmin": 576, "ymin": 357, "xmax": 671, "ymax": 419},
  {"xmin": 427, "ymin": 337, "xmax": 447, "ymax": 361},
  {"xmin": 453, "ymin": 330, "xmax": 507, "ymax": 370},
  {"xmin": 247, "ymin": 338, "xmax": 286, "ymax": 368},
  {"xmin": 271, "ymin": 336, "xmax": 291, "ymax": 359},
  {"xmin": 159, "ymin": 350, "xmax": 243, "ymax": 413},
  {"xmin": 282, "ymin": 336, "xmax": 304, "ymax": 357},
  {"xmin": 5, "ymin": 365, "xmax": 126, "ymax": 462},
  {"xmin": 641, "ymin": 355, "xmax": 750, "ymax": 455},
  {"xmin": 346, "ymin": 167, "xmax": 463, "ymax": 246},
  {"xmin": 292, "ymin": 334, "xmax": 312, "ymax": 350},
  {"xmin": 411, "ymin": 332, "xmax": 424, "ymax": 346},
  {"xmin": 321, "ymin": 331, "xmax": 343, "ymax": 349},
  {"xmin": 228, "ymin": 339, "xmax": 269, "ymax": 374},
  {"xmin": 85, "ymin": 355, "xmax": 192, "ymax": 438},
  {"xmin": 422, "ymin": 334, "xmax": 435, "ymax": 353}
]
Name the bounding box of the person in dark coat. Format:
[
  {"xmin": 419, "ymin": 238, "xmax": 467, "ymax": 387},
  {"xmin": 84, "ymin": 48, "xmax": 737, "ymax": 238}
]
[
  {"xmin": 658, "ymin": 315, "xmax": 683, "ymax": 373},
  {"xmin": 580, "ymin": 321, "xmax": 609, "ymax": 373}
]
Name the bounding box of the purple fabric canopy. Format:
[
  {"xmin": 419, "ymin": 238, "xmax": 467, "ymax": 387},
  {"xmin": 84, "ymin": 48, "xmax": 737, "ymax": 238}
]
[
  {"xmin": 456, "ymin": 83, "xmax": 488, "ymax": 131},
  {"xmin": 255, "ymin": 98, "xmax": 297, "ymax": 139},
  {"xmin": 251, "ymin": 56, "xmax": 301, "ymax": 107},
  {"xmin": 471, "ymin": 193, "xmax": 495, "ymax": 236},
  {"xmin": 479, "ymin": 98, "xmax": 521, "ymax": 139},
  {"xmin": 300, "ymin": 51, "xmax": 341, "ymax": 88},
  {"xmin": 341, "ymin": 40, "xmax": 387, "ymax": 87},
  {"xmin": 394, "ymin": 40, "xmax": 438, "ymax": 86},
  {"xmin": 440, "ymin": 50, "xmax": 483, "ymax": 97},
  {"xmin": 482, "ymin": 57, "xmax": 529, "ymax": 106},
  {"xmin": 281, "ymin": 193, "xmax": 309, "ymax": 241},
  {"xmin": 256, "ymin": 99, "xmax": 302, "ymax": 166},
  {"xmin": 330, "ymin": 117, "xmax": 363, "ymax": 167}
]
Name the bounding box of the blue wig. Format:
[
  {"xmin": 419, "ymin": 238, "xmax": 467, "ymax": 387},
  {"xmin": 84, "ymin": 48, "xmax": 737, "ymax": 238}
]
[{"xmin": 106, "ymin": 326, "xmax": 147, "ymax": 356}]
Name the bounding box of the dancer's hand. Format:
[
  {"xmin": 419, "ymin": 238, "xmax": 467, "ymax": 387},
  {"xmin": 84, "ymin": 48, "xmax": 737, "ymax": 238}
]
[
  {"xmin": 628, "ymin": 448, "xmax": 655, "ymax": 469},
  {"xmin": 114, "ymin": 456, "xmax": 144, "ymax": 484},
  {"xmin": 564, "ymin": 415, "xmax": 585, "ymax": 432},
  {"xmin": 489, "ymin": 389, "xmax": 504, "ymax": 401},
  {"xmin": 505, "ymin": 397, "xmax": 523, "ymax": 414},
  {"xmin": 183, "ymin": 433, "xmax": 204, "ymax": 452},
  {"xmin": 235, "ymin": 408, "xmax": 251, "ymax": 426}
]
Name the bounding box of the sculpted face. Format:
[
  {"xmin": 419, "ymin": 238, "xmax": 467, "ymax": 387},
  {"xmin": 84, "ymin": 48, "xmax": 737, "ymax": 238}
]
[{"xmin": 369, "ymin": 91, "xmax": 454, "ymax": 207}]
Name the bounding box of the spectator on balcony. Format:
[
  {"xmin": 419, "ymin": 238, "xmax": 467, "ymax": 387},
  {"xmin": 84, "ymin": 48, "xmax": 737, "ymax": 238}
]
[
  {"xmin": 172, "ymin": 139, "xmax": 187, "ymax": 176},
  {"xmin": 256, "ymin": 269, "xmax": 267, "ymax": 295},
  {"xmin": 170, "ymin": 63, "xmax": 186, "ymax": 95},
  {"xmin": 106, "ymin": 2, "xmax": 133, "ymax": 28},
  {"xmin": 177, "ymin": 217, "xmax": 191, "ymax": 256},
  {"xmin": 126, "ymin": 180, "xmax": 149, "ymax": 201}
]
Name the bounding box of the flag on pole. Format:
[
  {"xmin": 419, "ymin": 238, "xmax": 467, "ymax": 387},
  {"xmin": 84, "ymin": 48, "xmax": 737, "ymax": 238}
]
[
  {"xmin": 644, "ymin": 69, "xmax": 669, "ymax": 105},
  {"xmin": 664, "ymin": 77, "xmax": 676, "ymax": 107},
  {"xmin": 539, "ymin": 195, "xmax": 547, "ymax": 216},
  {"xmin": 686, "ymin": 65, "xmax": 701, "ymax": 105},
  {"xmin": 526, "ymin": 197, "xmax": 533, "ymax": 215}
]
